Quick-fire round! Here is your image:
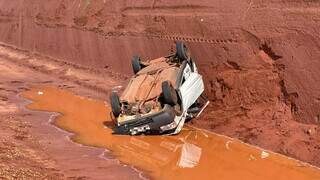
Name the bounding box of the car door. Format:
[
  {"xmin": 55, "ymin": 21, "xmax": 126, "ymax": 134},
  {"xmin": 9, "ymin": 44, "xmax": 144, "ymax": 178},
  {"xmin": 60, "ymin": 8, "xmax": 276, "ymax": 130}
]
[{"xmin": 178, "ymin": 62, "xmax": 204, "ymax": 111}]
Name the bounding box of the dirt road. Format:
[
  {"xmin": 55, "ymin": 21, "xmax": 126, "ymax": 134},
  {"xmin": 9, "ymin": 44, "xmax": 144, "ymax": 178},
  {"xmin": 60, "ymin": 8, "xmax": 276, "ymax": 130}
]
[{"xmin": 0, "ymin": 46, "xmax": 141, "ymax": 179}]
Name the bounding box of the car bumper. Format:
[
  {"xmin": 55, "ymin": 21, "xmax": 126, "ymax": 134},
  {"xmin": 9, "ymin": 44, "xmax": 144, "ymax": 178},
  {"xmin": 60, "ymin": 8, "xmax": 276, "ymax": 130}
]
[{"xmin": 113, "ymin": 105, "xmax": 176, "ymax": 135}]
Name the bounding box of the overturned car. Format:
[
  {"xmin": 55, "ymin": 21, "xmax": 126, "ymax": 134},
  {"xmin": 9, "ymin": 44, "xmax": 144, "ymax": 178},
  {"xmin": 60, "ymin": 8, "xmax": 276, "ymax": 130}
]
[{"xmin": 110, "ymin": 42, "xmax": 209, "ymax": 135}]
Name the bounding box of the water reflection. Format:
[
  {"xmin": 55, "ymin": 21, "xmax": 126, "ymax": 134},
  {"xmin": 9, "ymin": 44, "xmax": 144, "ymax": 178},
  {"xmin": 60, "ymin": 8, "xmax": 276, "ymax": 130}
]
[
  {"xmin": 113, "ymin": 131, "xmax": 202, "ymax": 170},
  {"xmin": 178, "ymin": 142, "xmax": 202, "ymax": 168},
  {"xmin": 23, "ymin": 86, "xmax": 320, "ymax": 180}
]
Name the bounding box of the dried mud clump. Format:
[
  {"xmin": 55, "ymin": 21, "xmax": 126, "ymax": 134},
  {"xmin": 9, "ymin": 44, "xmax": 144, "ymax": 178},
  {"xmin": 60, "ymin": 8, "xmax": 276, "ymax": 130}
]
[{"xmin": 74, "ymin": 16, "xmax": 88, "ymax": 27}]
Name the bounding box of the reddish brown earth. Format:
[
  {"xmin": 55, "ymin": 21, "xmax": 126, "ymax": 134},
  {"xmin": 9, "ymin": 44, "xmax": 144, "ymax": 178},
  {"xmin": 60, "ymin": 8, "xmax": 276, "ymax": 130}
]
[
  {"xmin": 0, "ymin": 48, "xmax": 141, "ymax": 179},
  {"xmin": 20, "ymin": 86, "xmax": 320, "ymax": 180},
  {"xmin": 0, "ymin": 0, "xmax": 320, "ymax": 174}
]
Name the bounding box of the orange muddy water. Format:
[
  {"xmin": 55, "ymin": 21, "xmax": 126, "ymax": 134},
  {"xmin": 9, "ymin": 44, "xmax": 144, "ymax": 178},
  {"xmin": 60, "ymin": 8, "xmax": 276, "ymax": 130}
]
[{"xmin": 23, "ymin": 86, "xmax": 320, "ymax": 180}]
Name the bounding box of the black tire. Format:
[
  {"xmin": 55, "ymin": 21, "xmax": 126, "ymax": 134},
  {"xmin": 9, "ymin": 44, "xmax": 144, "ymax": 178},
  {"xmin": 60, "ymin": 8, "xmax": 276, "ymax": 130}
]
[
  {"xmin": 110, "ymin": 91, "xmax": 121, "ymax": 117},
  {"xmin": 162, "ymin": 81, "xmax": 178, "ymax": 106},
  {"xmin": 176, "ymin": 41, "xmax": 189, "ymax": 60},
  {"xmin": 132, "ymin": 56, "xmax": 141, "ymax": 74}
]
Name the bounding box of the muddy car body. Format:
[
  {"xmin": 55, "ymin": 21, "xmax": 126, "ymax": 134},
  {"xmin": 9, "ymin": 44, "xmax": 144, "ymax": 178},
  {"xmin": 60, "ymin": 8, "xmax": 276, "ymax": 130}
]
[{"xmin": 110, "ymin": 42, "xmax": 208, "ymax": 135}]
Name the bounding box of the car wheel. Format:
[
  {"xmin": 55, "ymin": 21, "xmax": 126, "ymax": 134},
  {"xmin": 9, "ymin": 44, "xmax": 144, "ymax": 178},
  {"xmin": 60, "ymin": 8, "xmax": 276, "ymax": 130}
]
[
  {"xmin": 110, "ymin": 91, "xmax": 121, "ymax": 117},
  {"xmin": 162, "ymin": 81, "xmax": 178, "ymax": 106},
  {"xmin": 132, "ymin": 55, "xmax": 141, "ymax": 74},
  {"xmin": 176, "ymin": 41, "xmax": 190, "ymax": 60}
]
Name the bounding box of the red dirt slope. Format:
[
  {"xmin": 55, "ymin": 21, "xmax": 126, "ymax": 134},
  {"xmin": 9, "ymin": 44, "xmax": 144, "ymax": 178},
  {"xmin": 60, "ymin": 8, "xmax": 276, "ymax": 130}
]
[{"xmin": 0, "ymin": 0, "xmax": 320, "ymax": 166}]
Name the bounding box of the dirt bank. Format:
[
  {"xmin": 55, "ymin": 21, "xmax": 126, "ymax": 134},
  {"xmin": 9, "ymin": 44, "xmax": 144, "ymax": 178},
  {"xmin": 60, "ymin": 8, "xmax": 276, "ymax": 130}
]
[{"xmin": 0, "ymin": 0, "xmax": 320, "ymax": 167}]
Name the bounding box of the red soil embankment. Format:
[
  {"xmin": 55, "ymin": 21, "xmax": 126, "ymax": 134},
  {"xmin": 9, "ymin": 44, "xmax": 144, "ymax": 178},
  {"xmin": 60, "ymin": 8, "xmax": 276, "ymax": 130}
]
[{"xmin": 0, "ymin": 0, "xmax": 320, "ymax": 166}]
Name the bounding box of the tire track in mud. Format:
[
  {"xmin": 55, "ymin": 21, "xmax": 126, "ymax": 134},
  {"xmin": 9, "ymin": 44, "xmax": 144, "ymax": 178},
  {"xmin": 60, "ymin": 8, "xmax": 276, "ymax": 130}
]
[
  {"xmin": 146, "ymin": 34, "xmax": 239, "ymax": 44},
  {"xmin": 121, "ymin": 5, "xmax": 220, "ymax": 16},
  {"xmin": 123, "ymin": 5, "xmax": 213, "ymax": 11},
  {"xmin": 33, "ymin": 21, "xmax": 241, "ymax": 45}
]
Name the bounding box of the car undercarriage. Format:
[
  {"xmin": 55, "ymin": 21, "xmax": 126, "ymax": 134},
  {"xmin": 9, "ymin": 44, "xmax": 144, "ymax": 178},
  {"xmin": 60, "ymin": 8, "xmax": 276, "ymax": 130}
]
[{"xmin": 110, "ymin": 42, "xmax": 208, "ymax": 135}]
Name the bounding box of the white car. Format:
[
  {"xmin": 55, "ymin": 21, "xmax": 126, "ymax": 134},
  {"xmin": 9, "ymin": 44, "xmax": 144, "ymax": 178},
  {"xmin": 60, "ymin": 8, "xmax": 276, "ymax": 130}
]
[{"xmin": 110, "ymin": 42, "xmax": 209, "ymax": 135}]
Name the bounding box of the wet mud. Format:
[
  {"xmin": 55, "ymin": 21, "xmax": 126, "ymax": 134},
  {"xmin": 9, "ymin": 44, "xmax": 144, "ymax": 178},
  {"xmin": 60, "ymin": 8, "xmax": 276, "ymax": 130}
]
[
  {"xmin": 23, "ymin": 86, "xmax": 320, "ymax": 180},
  {"xmin": 0, "ymin": 57, "xmax": 141, "ymax": 179}
]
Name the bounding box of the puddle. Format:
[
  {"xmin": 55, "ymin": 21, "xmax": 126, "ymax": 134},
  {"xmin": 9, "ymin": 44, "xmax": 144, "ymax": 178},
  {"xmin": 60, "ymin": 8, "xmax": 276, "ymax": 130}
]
[{"xmin": 23, "ymin": 86, "xmax": 320, "ymax": 180}]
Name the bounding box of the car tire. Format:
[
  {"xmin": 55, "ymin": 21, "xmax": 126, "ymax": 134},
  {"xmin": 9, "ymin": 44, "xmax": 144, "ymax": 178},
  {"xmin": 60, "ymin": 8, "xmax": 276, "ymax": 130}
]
[
  {"xmin": 162, "ymin": 81, "xmax": 178, "ymax": 106},
  {"xmin": 132, "ymin": 56, "xmax": 141, "ymax": 74},
  {"xmin": 110, "ymin": 91, "xmax": 121, "ymax": 117},
  {"xmin": 176, "ymin": 41, "xmax": 189, "ymax": 60}
]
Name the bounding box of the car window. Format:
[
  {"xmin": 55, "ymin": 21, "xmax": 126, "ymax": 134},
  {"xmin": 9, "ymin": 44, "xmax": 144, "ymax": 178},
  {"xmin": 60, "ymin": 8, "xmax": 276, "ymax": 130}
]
[{"xmin": 182, "ymin": 76, "xmax": 186, "ymax": 84}]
